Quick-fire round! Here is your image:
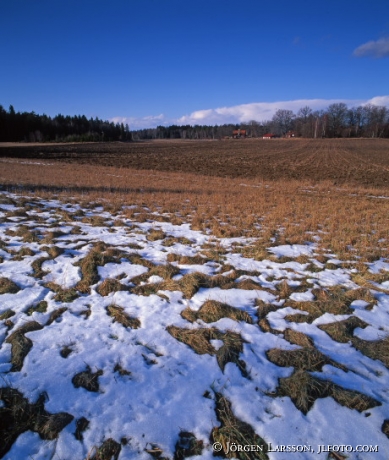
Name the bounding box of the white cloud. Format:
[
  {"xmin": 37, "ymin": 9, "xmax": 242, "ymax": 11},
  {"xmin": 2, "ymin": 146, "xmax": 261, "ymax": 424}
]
[
  {"xmin": 111, "ymin": 96, "xmax": 389, "ymax": 130},
  {"xmin": 353, "ymin": 37, "xmax": 389, "ymax": 58},
  {"xmin": 110, "ymin": 114, "xmax": 167, "ymax": 130},
  {"xmin": 176, "ymin": 98, "xmax": 360, "ymax": 126}
]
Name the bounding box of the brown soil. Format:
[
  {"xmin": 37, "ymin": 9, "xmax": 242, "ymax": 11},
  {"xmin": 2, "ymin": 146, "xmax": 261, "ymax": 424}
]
[{"xmin": 2, "ymin": 138, "xmax": 389, "ymax": 187}]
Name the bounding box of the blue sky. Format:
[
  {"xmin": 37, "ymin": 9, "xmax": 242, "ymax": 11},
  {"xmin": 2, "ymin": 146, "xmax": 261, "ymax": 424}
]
[{"xmin": 1, "ymin": 0, "xmax": 389, "ymax": 128}]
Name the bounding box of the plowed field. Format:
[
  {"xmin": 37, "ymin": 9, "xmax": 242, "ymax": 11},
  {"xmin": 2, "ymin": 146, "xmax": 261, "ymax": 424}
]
[{"xmin": 1, "ymin": 138, "xmax": 389, "ymax": 187}]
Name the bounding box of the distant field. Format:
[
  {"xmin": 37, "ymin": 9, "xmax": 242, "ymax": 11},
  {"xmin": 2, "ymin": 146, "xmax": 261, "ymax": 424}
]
[{"xmin": 1, "ymin": 138, "xmax": 389, "ymax": 187}]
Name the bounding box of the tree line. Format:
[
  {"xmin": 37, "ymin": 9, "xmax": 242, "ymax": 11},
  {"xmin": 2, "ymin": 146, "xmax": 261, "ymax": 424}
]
[
  {"xmin": 0, "ymin": 105, "xmax": 131, "ymax": 142},
  {"xmin": 131, "ymin": 103, "xmax": 389, "ymax": 140}
]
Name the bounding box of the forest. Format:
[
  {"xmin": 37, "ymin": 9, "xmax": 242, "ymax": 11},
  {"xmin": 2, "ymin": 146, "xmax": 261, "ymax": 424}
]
[
  {"xmin": 1, "ymin": 102, "xmax": 389, "ymax": 143},
  {"xmin": 132, "ymin": 103, "xmax": 389, "ymax": 140},
  {"xmin": 0, "ymin": 105, "xmax": 131, "ymax": 142}
]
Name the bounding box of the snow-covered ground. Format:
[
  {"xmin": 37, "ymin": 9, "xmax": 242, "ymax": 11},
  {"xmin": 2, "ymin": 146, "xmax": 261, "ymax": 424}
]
[{"xmin": 0, "ymin": 191, "xmax": 388, "ymax": 460}]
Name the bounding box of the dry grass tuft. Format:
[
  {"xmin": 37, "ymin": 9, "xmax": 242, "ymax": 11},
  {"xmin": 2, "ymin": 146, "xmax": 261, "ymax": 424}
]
[
  {"xmin": 74, "ymin": 416, "xmax": 90, "ymax": 441},
  {"xmin": 26, "ymin": 301, "xmax": 48, "ymax": 316},
  {"xmin": 167, "ymin": 326, "xmax": 216, "ymax": 355},
  {"xmin": 167, "ymin": 253, "xmax": 208, "ymax": 265},
  {"xmin": 283, "ymin": 329, "xmax": 314, "ymax": 348},
  {"xmin": 0, "ymin": 387, "xmax": 74, "ymax": 458},
  {"xmin": 5, "ymin": 225, "xmax": 39, "ymax": 243},
  {"xmin": 45, "ymin": 245, "xmax": 64, "ymax": 258},
  {"xmin": 127, "ymin": 253, "xmax": 156, "ymax": 269},
  {"xmin": 45, "ymin": 282, "xmax": 79, "ymax": 303},
  {"xmin": 5, "ymin": 321, "xmax": 44, "ymax": 371},
  {"xmin": 382, "ymin": 420, "xmax": 389, "ymax": 439},
  {"xmin": 81, "ymin": 215, "xmax": 109, "ymax": 227},
  {"xmin": 352, "ymin": 336, "xmax": 389, "ymax": 368},
  {"xmin": 97, "ymin": 278, "xmax": 127, "ymax": 296},
  {"xmin": 256, "ymin": 300, "xmax": 279, "ymax": 320},
  {"xmin": 113, "ymin": 362, "xmax": 132, "ymax": 377},
  {"xmin": 0, "ymin": 277, "xmax": 20, "ymax": 295},
  {"xmin": 12, "ymin": 247, "xmax": 35, "ymax": 260},
  {"xmin": 146, "ymin": 228, "xmax": 166, "ymax": 241},
  {"xmin": 275, "ymin": 369, "xmax": 380, "ymax": 415},
  {"xmin": 75, "ymin": 243, "xmax": 127, "ymax": 293},
  {"xmin": 276, "ymin": 279, "xmax": 294, "ymax": 299},
  {"xmin": 0, "ymin": 309, "xmax": 15, "ymax": 320},
  {"xmin": 167, "ymin": 326, "xmax": 248, "ymax": 376},
  {"xmin": 60, "ymin": 344, "xmax": 74, "ymax": 358},
  {"xmin": 211, "ymin": 392, "xmax": 268, "ymax": 459},
  {"xmin": 72, "ymin": 366, "xmax": 103, "ymax": 392},
  {"xmin": 182, "ymin": 300, "xmax": 253, "ymax": 324},
  {"xmin": 162, "ymin": 236, "xmax": 193, "ymax": 247},
  {"xmin": 318, "ymin": 316, "xmax": 369, "ymax": 343},
  {"xmin": 106, "ymin": 304, "xmax": 141, "ymax": 329},
  {"xmin": 174, "ymin": 431, "xmax": 204, "ymax": 460},
  {"xmin": 285, "ymin": 286, "xmax": 354, "ymax": 323},
  {"xmin": 86, "ymin": 438, "xmax": 121, "ymax": 460},
  {"xmin": 46, "ymin": 307, "xmax": 68, "ymax": 325},
  {"xmin": 266, "ymin": 346, "xmax": 346, "ymax": 373},
  {"xmin": 41, "ymin": 230, "xmax": 67, "ymax": 244}
]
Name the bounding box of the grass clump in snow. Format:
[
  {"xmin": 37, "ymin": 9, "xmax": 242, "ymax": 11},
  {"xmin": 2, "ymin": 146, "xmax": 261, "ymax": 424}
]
[
  {"xmin": 74, "ymin": 416, "xmax": 90, "ymax": 441},
  {"xmin": 12, "ymin": 247, "xmax": 35, "ymax": 260},
  {"xmin": 130, "ymin": 263, "xmax": 180, "ymax": 286},
  {"xmin": 132, "ymin": 270, "xmax": 215, "ymax": 298},
  {"xmin": 26, "ymin": 301, "xmax": 48, "ymax": 316},
  {"xmin": 60, "ymin": 343, "xmax": 74, "ymax": 358},
  {"xmin": 285, "ymin": 286, "xmax": 354, "ymax": 323},
  {"xmin": 0, "ymin": 277, "xmax": 20, "ymax": 295},
  {"xmin": 268, "ymin": 325, "xmax": 383, "ymax": 413},
  {"xmin": 317, "ymin": 312, "xmax": 389, "ymax": 368},
  {"xmin": 267, "ymin": 346, "xmax": 347, "ymax": 373},
  {"xmin": 72, "ymin": 366, "xmax": 103, "ymax": 392},
  {"xmin": 167, "ymin": 253, "xmax": 209, "ymax": 265},
  {"xmin": 274, "ymin": 369, "xmax": 380, "ymax": 415},
  {"xmin": 44, "ymin": 245, "xmax": 64, "ymax": 258},
  {"xmin": 318, "ymin": 316, "xmax": 369, "ymax": 343},
  {"xmin": 86, "ymin": 438, "xmax": 121, "ymax": 460},
  {"xmin": 256, "ymin": 300, "xmax": 280, "ymax": 320},
  {"xmin": 0, "ymin": 309, "xmax": 15, "ymax": 320},
  {"xmin": 106, "ymin": 304, "xmax": 141, "ymax": 329},
  {"xmin": 41, "ymin": 230, "xmax": 67, "ymax": 244},
  {"xmin": 45, "ymin": 282, "xmax": 79, "ymax": 303},
  {"xmin": 382, "ymin": 420, "xmax": 389, "ymax": 439},
  {"xmin": 113, "ymin": 362, "xmax": 132, "ymax": 377},
  {"xmin": 167, "ymin": 326, "xmax": 248, "ymax": 376},
  {"xmin": 211, "ymin": 393, "xmax": 269, "ymax": 460},
  {"xmin": 47, "ymin": 307, "xmax": 68, "ymax": 325},
  {"xmin": 5, "ymin": 321, "xmax": 44, "ymax": 371},
  {"xmin": 146, "ymin": 228, "xmax": 166, "ymax": 241},
  {"xmin": 97, "ymin": 278, "xmax": 128, "ymax": 296},
  {"xmin": 174, "ymin": 431, "xmax": 203, "ymax": 459},
  {"xmin": 162, "ymin": 236, "xmax": 193, "ymax": 247},
  {"xmin": 81, "ymin": 215, "xmax": 109, "ymax": 227},
  {"xmin": 181, "ymin": 300, "xmax": 253, "ymax": 324},
  {"xmin": 283, "ymin": 328, "xmax": 315, "ymax": 348},
  {"xmin": 75, "ymin": 243, "xmax": 128, "ymax": 293},
  {"xmin": 0, "ymin": 387, "xmax": 74, "ymax": 458},
  {"xmin": 31, "ymin": 256, "xmax": 51, "ymax": 279},
  {"xmin": 352, "ymin": 336, "xmax": 389, "ymax": 369},
  {"xmin": 5, "ymin": 225, "xmax": 39, "ymax": 243}
]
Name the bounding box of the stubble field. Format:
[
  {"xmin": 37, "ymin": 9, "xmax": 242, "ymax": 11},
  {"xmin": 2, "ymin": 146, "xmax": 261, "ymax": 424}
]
[
  {"xmin": 0, "ymin": 139, "xmax": 389, "ymax": 460},
  {"xmin": 1, "ymin": 138, "xmax": 389, "ymax": 187}
]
